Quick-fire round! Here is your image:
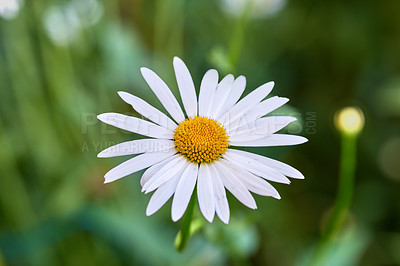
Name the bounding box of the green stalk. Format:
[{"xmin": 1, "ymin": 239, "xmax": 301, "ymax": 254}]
[
  {"xmin": 309, "ymin": 133, "xmax": 358, "ymax": 265},
  {"xmin": 0, "ymin": 249, "xmax": 4, "ymax": 266},
  {"xmin": 227, "ymin": 0, "xmax": 252, "ymax": 74},
  {"xmin": 154, "ymin": 0, "xmax": 184, "ymax": 75},
  {"xmin": 175, "ymin": 193, "xmax": 197, "ymax": 252},
  {"xmin": 325, "ymin": 133, "xmax": 357, "ymax": 237}
]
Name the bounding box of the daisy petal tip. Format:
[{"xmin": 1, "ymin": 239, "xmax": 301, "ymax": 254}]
[
  {"xmin": 97, "ymin": 113, "xmax": 106, "ymax": 121},
  {"xmin": 173, "ymin": 56, "xmax": 183, "ymax": 64},
  {"xmin": 117, "ymin": 91, "xmax": 130, "ymax": 100},
  {"xmin": 171, "ymin": 213, "xmax": 182, "ymax": 222},
  {"xmin": 145, "ymin": 208, "xmax": 155, "ymax": 216},
  {"xmin": 279, "ymin": 177, "xmax": 291, "ymax": 185},
  {"xmin": 205, "ymin": 216, "xmax": 215, "ymax": 223},
  {"xmin": 140, "ymin": 67, "xmax": 151, "ymax": 76},
  {"xmin": 143, "ymin": 186, "xmax": 154, "ymax": 194},
  {"xmin": 295, "ymin": 172, "xmax": 306, "ymax": 179},
  {"xmin": 207, "ymin": 69, "xmax": 218, "ymax": 75},
  {"xmin": 144, "ymin": 184, "xmax": 157, "ymax": 194},
  {"xmin": 201, "ymin": 211, "xmax": 215, "ymax": 223},
  {"xmin": 103, "ymin": 171, "xmax": 117, "ymax": 183},
  {"xmin": 248, "ymin": 202, "xmax": 258, "ymax": 210},
  {"xmin": 300, "ymin": 136, "xmax": 309, "ymax": 144},
  {"xmin": 272, "ymin": 191, "xmax": 282, "ymax": 199},
  {"xmin": 97, "ymin": 151, "xmax": 105, "ymax": 158},
  {"xmin": 221, "ymin": 217, "xmax": 230, "ymax": 224}
]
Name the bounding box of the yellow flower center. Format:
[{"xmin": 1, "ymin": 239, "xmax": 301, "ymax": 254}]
[{"xmin": 174, "ymin": 116, "xmax": 229, "ymax": 164}]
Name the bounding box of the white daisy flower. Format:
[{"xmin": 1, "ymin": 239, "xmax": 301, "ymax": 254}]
[{"xmin": 97, "ymin": 57, "xmax": 307, "ymax": 224}]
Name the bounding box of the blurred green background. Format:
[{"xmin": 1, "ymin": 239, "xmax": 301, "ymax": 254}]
[{"xmin": 1, "ymin": 0, "xmax": 400, "ymax": 265}]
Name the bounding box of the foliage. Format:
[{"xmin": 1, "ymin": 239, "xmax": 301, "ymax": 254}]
[{"xmin": 1, "ymin": 0, "xmax": 400, "ymax": 265}]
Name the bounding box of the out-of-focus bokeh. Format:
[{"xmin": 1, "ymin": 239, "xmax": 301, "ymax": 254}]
[{"xmin": 1, "ymin": 0, "xmax": 400, "ymax": 265}]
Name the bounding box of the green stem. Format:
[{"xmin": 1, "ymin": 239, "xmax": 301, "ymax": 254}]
[
  {"xmin": 227, "ymin": 0, "xmax": 252, "ymax": 74},
  {"xmin": 154, "ymin": 0, "xmax": 184, "ymax": 73},
  {"xmin": 326, "ymin": 133, "xmax": 357, "ymax": 236},
  {"xmin": 0, "ymin": 249, "xmax": 4, "ymax": 266},
  {"xmin": 175, "ymin": 193, "xmax": 196, "ymax": 252},
  {"xmin": 309, "ymin": 133, "xmax": 358, "ymax": 265}
]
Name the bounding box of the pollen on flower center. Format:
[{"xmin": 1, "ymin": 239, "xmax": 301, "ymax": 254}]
[{"xmin": 173, "ymin": 116, "xmax": 229, "ymax": 164}]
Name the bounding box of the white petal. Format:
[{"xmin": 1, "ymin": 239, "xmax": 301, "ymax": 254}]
[
  {"xmin": 140, "ymin": 156, "xmax": 175, "ymax": 187},
  {"xmin": 229, "ymin": 116, "xmax": 297, "ymax": 142},
  {"xmin": 171, "ymin": 163, "xmax": 198, "ymax": 222},
  {"xmin": 97, "ymin": 113, "xmax": 174, "ymax": 139},
  {"xmin": 198, "ymin": 69, "xmax": 218, "ymax": 116},
  {"xmin": 140, "ymin": 67, "xmax": 185, "ymax": 123},
  {"xmin": 210, "ymin": 74, "xmax": 234, "ymax": 118},
  {"xmin": 221, "ymin": 160, "xmax": 280, "ymax": 199},
  {"xmin": 215, "ymin": 160, "xmax": 257, "ymax": 209},
  {"xmin": 142, "ymin": 155, "xmax": 187, "ymax": 193},
  {"xmin": 210, "ymin": 164, "xmax": 230, "ymax": 224},
  {"xmin": 247, "ymin": 96, "xmax": 289, "ymax": 120},
  {"xmin": 230, "ymin": 134, "xmax": 308, "ymax": 147},
  {"xmin": 227, "ymin": 96, "xmax": 289, "ymax": 134},
  {"xmin": 117, "ymin": 91, "xmax": 177, "ymax": 131},
  {"xmin": 98, "ymin": 139, "xmax": 174, "ymax": 158},
  {"xmin": 219, "ymin": 81, "xmax": 274, "ymax": 129},
  {"xmin": 104, "ymin": 151, "xmax": 175, "ymax": 183},
  {"xmin": 216, "ymin": 75, "xmax": 246, "ymax": 120},
  {"xmin": 173, "ymin": 57, "xmax": 197, "ymax": 117},
  {"xmin": 197, "ymin": 164, "xmax": 215, "ymax": 222},
  {"xmin": 146, "ymin": 173, "xmax": 181, "ymax": 216},
  {"xmin": 224, "ymin": 150, "xmax": 290, "ymax": 184},
  {"xmin": 227, "ymin": 149, "xmax": 304, "ymax": 179}
]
